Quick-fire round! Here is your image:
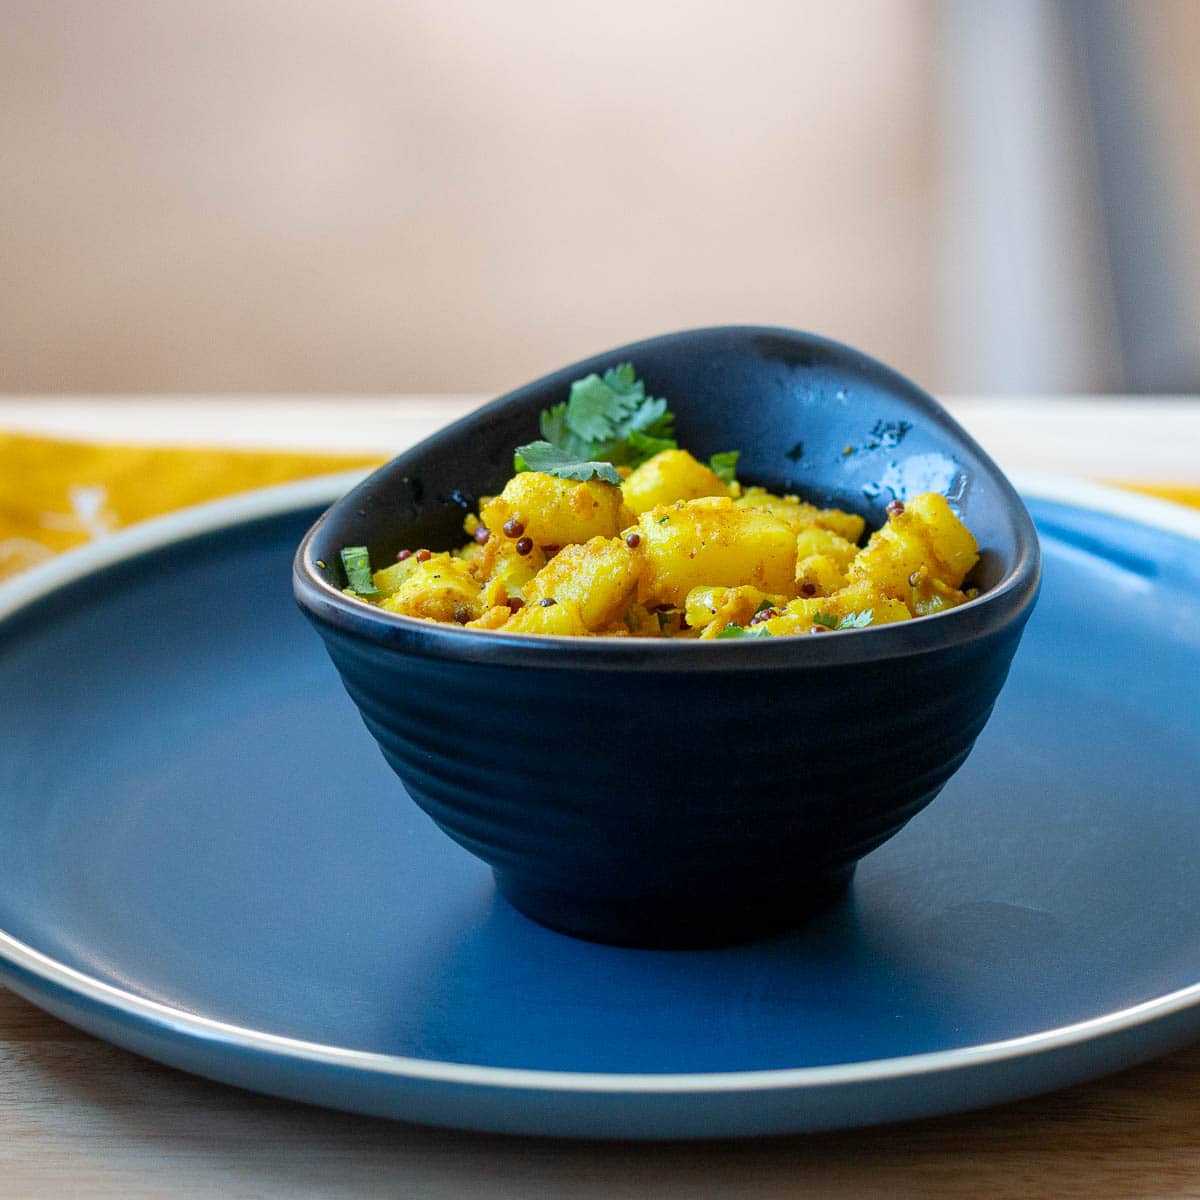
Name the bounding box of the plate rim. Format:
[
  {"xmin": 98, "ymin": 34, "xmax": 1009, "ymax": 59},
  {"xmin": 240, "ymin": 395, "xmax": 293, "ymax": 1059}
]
[{"xmin": 1, "ymin": 468, "xmax": 1199, "ymax": 1098}]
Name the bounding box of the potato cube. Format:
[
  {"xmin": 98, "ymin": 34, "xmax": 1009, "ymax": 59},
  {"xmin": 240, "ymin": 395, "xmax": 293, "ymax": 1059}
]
[
  {"xmin": 795, "ymin": 554, "xmax": 847, "ymax": 595},
  {"xmin": 780, "ymin": 583, "xmax": 910, "ymax": 632},
  {"xmin": 847, "ymin": 524, "xmax": 929, "ymax": 602},
  {"xmin": 502, "ymin": 597, "xmax": 590, "ymax": 636},
  {"xmin": 479, "ymin": 473, "xmax": 630, "ymax": 549},
  {"xmin": 794, "ymin": 527, "xmax": 859, "ymax": 568},
  {"xmin": 522, "ymin": 537, "xmax": 640, "ymax": 631},
  {"xmin": 621, "ymin": 449, "xmax": 730, "ymax": 515},
  {"xmin": 910, "ymin": 573, "xmax": 973, "ymax": 617},
  {"xmin": 810, "ymin": 506, "xmax": 867, "ymax": 544},
  {"xmin": 903, "ymin": 492, "xmax": 979, "ymax": 585},
  {"xmin": 371, "ymin": 554, "xmax": 421, "ymax": 597},
  {"xmin": 684, "ymin": 585, "xmax": 782, "ymax": 636},
  {"xmin": 637, "ymin": 498, "xmax": 797, "ymax": 607},
  {"xmin": 465, "ymin": 605, "xmax": 512, "ymax": 630},
  {"xmin": 794, "ymin": 527, "xmax": 859, "ymax": 594},
  {"xmin": 736, "ymin": 487, "xmax": 866, "ymax": 542},
  {"xmin": 476, "ymin": 535, "xmax": 546, "ymax": 608},
  {"xmin": 378, "ymin": 554, "xmax": 482, "ymax": 624},
  {"xmin": 849, "ymin": 491, "xmax": 979, "ymax": 609}
]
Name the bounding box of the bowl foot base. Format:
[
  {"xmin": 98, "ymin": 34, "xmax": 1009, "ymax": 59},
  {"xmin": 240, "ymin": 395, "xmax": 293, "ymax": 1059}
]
[{"xmin": 493, "ymin": 865, "xmax": 856, "ymax": 949}]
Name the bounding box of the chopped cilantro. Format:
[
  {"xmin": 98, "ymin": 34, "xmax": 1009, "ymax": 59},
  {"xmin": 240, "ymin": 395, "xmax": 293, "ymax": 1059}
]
[
  {"xmin": 512, "ymin": 363, "xmax": 747, "ymax": 493},
  {"xmin": 512, "ymin": 441, "xmax": 622, "ymax": 484},
  {"xmin": 812, "ymin": 609, "xmax": 874, "ymax": 631},
  {"xmin": 716, "ymin": 623, "xmax": 772, "ymax": 639},
  {"xmin": 627, "ymin": 428, "xmax": 677, "ymax": 461},
  {"xmin": 339, "ymin": 546, "xmax": 379, "ymax": 596},
  {"xmin": 838, "ymin": 609, "xmax": 874, "ymax": 629},
  {"xmin": 559, "ymin": 365, "xmax": 652, "ymax": 444},
  {"xmin": 709, "ymin": 449, "xmax": 740, "ymax": 484},
  {"xmin": 514, "ymin": 363, "xmax": 678, "ymax": 480}
]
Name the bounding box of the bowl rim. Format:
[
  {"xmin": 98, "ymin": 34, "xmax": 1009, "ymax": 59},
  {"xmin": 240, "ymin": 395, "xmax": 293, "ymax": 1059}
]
[{"xmin": 292, "ymin": 325, "xmax": 1042, "ymax": 671}]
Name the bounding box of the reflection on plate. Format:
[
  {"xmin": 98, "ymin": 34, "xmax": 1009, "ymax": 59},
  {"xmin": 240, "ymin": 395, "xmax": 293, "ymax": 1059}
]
[{"xmin": 0, "ymin": 475, "xmax": 1198, "ymax": 1139}]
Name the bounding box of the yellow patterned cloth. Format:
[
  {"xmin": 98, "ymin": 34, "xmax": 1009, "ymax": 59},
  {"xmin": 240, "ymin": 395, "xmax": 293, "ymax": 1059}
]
[
  {"xmin": 1, "ymin": 429, "xmax": 1196, "ymax": 584},
  {"xmin": 0, "ymin": 430, "xmax": 383, "ymax": 582},
  {"xmin": 1116, "ymin": 482, "xmax": 1200, "ymax": 510}
]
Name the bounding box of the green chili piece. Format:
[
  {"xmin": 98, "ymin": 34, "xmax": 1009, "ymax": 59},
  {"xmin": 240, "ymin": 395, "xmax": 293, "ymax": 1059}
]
[{"xmin": 339, "ymin": 546, "xmax": 379, "ymax": 596}]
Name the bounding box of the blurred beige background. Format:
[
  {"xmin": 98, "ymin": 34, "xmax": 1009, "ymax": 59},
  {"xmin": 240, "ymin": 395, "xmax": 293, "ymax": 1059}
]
[{"xmin": 2, "ymin": 1, "xmax": 1197, "ymax": 396}]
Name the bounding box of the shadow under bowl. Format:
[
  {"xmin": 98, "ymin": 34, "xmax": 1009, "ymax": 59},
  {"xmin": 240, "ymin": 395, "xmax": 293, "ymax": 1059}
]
[{"xmin": 294, "ymin": 326, "xmax": 1041, "ymax": 948}]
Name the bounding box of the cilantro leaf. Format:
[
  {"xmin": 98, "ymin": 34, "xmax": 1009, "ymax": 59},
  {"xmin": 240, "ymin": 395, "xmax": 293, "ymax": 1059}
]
[
  {"xmin": 538, "ymin": 402, "xmax": 586, "ymax": 458},
  {"xmin": 515, "ymin": 363, "xmax": 739, "ymax": 483},
  {"xmin": 709, "ymin": 450, "xmax": 740, "ymax": 484},
  {"xmin": 838, "ymin": 609, "xmax": 874, "ymax": 629},
  {"xmin": 812, "ymin": 609, "xmax": 874, "ymax": 631},
  {"xmin": 715, "ymin": 623, "xmax": 772, "ymax": 639},
  {"xmin": 522, "ymin": 363, "xmax": 680, "ymax": 473},
  {"xmin": 603, "ymin": 362, "xmax": 639, "ymax": 392},
  {"xmin": 565, "ymin": 372, "xmax": 635, "ymax": 443},
  {"xmin": 624, "ymin": 395, "xmax": 675, "ymax": 441},
  {"xmin": 512, "ymin": 440, "xmax": 622, "ymax": 484},
  {"xmin": 626, "ymin": 429, "xmax": 677, "ymax": 460},
  {"xmin": 560, "ymin": 363, "xmax": 655, "ymax": 448}
]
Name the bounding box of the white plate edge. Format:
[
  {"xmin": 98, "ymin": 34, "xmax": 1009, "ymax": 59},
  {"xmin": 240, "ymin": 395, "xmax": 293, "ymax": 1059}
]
[{"xmin": 1, "ymin": 467, "xmax": 1199, "ymax": 1096}]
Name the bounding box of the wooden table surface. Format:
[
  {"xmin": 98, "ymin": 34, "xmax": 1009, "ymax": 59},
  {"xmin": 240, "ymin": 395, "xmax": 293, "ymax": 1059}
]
[{"xmin": 2, "ymin": 395, "xmax": 1200, "ymax": 1198}]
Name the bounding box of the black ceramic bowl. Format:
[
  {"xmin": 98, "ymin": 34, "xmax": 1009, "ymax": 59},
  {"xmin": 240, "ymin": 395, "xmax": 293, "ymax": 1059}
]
[{"xmin": 294, "ymin": 327, "xmax": 1040, "ymax": 948}]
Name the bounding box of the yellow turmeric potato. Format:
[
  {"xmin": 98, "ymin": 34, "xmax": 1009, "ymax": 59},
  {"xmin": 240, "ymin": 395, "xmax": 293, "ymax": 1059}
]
[
  {"xmin": 736, "ymin": 487, "xmax": 866, "ymax": 543},
  {"xmin": 378, "ymin": 554, "xmax": 483, "ymax": 624},
  {"xmin": 637, "ymin": 498, "xmax": 797, "ymax": 608},
  {"xmin": 502, "ymin": 596, "xmax": 590, "ymax": 636},
  {"xmin": 522, "ymin": 537, "xmax": 641, "ymax": 631},
  {"xmin": 475, "ymin": 535, "xmax": 546, "ymax": 608},
  {"xmin": 848, "ymin": 528, "xmax": 926, "ymax": 601},
  {"xmin": 465, "ymin": 605, "xmax": 512, "ymax": 631},
  {"xmin": 909, "ymin": 574, "xmax": 974, "ymax": 617},
  {"xmin": 371, "ymin": 554, "xmax": 422, "ymax": 597},
  {"xmin": 794, "ymin": 527, "xmax": 860, "ymax": 594},
  {"xmin": 479, "ymin": 473, "xmax": 630, "ymax": 549},
  {"xmin": 684, "ymin": 585, "xmax": 785, "ymax": 637},
  {"xmin": 903, "ymin": 492, "xmax": 979, "ymax": 584},
  {"xmin": 849, "ymin": 493, "xmax": 979, "ymax": 612},
  {"xmin": 761, "ymin": 582, "xmax": 911, "ymax": 636},
  {"xmin": 795, "ymin": 527, "xmax": 860, "ymax": 569},
  {"xmin": 621, "ymin": 449, "xmax": 730, "ymax": 515},
  {"xmin": 806, "ymin": 579, "xmax": 911, "ymax": 624},
  {"xmin": 795, "ymin": 554, "xmax": 848, "ymax": 596},
  {"xmin": 360, "ymin": 484, "xmax": 979, "ymax": 637}
]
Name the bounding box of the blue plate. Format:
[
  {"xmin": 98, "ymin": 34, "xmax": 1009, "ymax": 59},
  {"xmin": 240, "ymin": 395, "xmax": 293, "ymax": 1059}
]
[{"xmin": 1, "ymin": 477, "xmax": 1198, "ymax": 1139}]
